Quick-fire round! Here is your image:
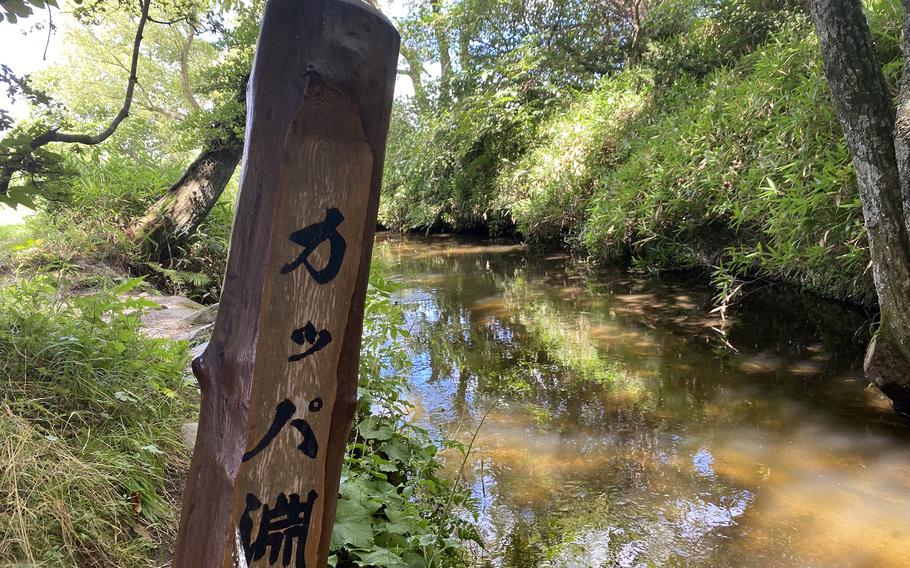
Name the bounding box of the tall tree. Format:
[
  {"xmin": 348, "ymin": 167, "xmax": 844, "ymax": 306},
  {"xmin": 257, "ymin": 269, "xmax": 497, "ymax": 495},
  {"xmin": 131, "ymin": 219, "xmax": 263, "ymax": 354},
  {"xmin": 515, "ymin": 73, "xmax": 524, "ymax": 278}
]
[
  {"xmin": 0, "ymin": 0, "xmax": 215, "ymax": 204},
  {"xmin": 1, "ymin": 0, "xmax": 246, "ymax": 252},
  {"xmin": 809, "ymin": 0, "xmax": 910, "ymax": 415},
  {"xmin": 429, "ymin": 0, "xmax": 451, "ymax": 101}
]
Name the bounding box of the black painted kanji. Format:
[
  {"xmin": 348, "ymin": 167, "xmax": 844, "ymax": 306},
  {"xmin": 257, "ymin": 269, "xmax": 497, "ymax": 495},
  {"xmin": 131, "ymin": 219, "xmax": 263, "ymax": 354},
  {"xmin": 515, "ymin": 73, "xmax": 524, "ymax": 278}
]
[{"xmin": 239, "ymin": 490, "xmax": 318, "ymax": 567}]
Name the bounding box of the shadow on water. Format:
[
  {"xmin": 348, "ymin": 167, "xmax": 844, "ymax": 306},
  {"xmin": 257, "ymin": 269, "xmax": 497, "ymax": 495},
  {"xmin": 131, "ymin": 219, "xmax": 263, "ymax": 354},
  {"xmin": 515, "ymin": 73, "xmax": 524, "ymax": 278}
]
[{"xmin": 373, "ymin": 233, "xmax": 910, "ymax": 568}]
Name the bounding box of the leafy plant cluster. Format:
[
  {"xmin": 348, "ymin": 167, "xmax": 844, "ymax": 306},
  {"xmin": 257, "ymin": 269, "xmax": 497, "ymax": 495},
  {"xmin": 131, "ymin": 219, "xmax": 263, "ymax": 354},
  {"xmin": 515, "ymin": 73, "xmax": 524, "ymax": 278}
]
[
  {"xmin": 380, "ymin": 66, "xmax": 549, "ymax": 233},
  {"xmin": 331, "ymin": 267, "xmax": 479, "ymax": 567}
]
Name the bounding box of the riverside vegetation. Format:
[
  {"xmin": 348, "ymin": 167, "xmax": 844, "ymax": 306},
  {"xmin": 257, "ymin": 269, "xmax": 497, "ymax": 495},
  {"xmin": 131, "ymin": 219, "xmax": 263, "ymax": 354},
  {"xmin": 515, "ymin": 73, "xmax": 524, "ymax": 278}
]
[
  {"xmin": 0, "ymin": 168, "xmax": 478, "ymax": 564},
  {"xmin": 381, "ymin": 0, "xmax": 899, "ymax": 307},
  {"xmin": 0, "ymin": 240, "xmax": 479, "ymax": 567},
  {"xmin": 380, "ymin": 0, "xmax": 910, "ymax": 414}
]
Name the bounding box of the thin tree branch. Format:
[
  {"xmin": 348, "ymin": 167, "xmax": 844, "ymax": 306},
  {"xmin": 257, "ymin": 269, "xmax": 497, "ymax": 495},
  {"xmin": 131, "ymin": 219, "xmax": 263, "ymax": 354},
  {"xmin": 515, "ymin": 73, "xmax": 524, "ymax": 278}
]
[
  {"xmin": 147, "ymin": 14, "xmax": 189, "ymax": 25},
  {"xmin": 179, "ymin": 26, "xmax": 202, "ymax": 112},
  {"xmin": 137, "ymin": 99, "xmax": 186, "ymax": 120},
  {"xmin": 43, "ymin": 3, "xmax": 53, "ymax": 61},
  {"xmin": 0, "ymin": 0, "xmax": 151, "ymax": 195},
  {"xmin": 33, "ymin": 0, "xmax": 152, "ymax": 146}
]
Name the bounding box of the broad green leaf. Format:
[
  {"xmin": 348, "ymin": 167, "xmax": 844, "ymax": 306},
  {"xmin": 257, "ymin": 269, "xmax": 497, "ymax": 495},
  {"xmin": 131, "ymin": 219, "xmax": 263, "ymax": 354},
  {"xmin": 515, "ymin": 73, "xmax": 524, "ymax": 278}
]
[
  {"xmin": 331, "ymin": 498, "xmax": 374, "ymax": 550},
  {"xmin": 353, "ymin": 547, "xmax": 406, "ymax": 567}
]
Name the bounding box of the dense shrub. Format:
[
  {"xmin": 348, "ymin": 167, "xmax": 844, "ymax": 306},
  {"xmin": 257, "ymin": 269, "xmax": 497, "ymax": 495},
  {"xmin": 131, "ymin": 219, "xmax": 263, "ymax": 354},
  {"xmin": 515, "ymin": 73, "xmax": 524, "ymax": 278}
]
[
  {"xmin": 12, "ymin": 153, "xmax": 235, "ymax": 302},
  {"xmin": 380, "ymin": 45, "xmax": 556, "ymax": 234},
  {"xmin": 583, "ymin": 19, "xmax": 873, "ymax": 303},
  {"xmin": 496, "ymin": 69, "xmax": 651, "ymax": 244}
]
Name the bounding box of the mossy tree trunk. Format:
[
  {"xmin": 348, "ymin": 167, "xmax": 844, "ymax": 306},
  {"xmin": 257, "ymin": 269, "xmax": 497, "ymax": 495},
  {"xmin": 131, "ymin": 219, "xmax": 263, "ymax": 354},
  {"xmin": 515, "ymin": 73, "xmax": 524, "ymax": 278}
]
[{"xmin": 810, "ymin": 0, "xmax": 910, "ymax": 415}]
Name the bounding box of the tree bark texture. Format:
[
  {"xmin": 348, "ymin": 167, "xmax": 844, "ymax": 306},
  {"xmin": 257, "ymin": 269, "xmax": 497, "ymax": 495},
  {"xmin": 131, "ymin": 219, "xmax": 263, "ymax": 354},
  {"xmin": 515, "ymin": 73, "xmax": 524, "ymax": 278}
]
[
  {"xmin": 172, "ymin": 0, "xmax": 399, "ymax": 566},
  {"xmin": 126, "ymin": 135, "xmax": 243, "ymax": 252},
  {"xmin": 430, "ymin": 0, "xmax": 451, "ymax": 101},
  {"xmin": 810, "ymin": 0, "xmax": 910, "ymax": 414},
  {"xmin": 895, "ymin": 0, "xmax": 910, "ymax": 234}
]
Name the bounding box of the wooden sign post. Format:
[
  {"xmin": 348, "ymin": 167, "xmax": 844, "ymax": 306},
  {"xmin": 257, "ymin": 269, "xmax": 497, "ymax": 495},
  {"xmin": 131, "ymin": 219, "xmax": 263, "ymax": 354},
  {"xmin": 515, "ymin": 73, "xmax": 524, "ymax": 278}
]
[{"xmin": 173, "ymin": 1, "xmax": 399, "ymax": 566}]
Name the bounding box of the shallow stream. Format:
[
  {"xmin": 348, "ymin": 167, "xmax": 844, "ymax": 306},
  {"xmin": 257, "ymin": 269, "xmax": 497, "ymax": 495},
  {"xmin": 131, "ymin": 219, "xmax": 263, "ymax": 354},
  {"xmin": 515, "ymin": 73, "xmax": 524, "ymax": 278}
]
[{"xmin": 375, "ymin": 234, "xmax": 910, "ymax": 568}]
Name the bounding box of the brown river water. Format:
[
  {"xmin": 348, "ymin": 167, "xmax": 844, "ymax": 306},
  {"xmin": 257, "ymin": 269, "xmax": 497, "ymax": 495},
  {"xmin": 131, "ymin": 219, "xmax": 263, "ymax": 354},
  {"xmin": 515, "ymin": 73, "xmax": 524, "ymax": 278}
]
[{"xmin": 373, "ymin": 234, "xmax": 910, "ymax": 568}]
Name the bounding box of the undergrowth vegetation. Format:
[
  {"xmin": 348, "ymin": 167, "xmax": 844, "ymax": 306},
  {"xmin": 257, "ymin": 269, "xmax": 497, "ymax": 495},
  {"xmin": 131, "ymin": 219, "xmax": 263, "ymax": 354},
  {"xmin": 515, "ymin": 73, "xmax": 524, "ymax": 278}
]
[
  {"xmin": 583, "ymin": 19, "xmax": 872, "ymax": 303},
  {"xmin": 0, "ymin": 277, "xmax": 191, "ymax": 567},
  {"xmin": 332, "ymin": 268, "xmax": 479, "ymax": 567},
  {"xmin": 14, "ymin": 153, "xmax": 234, "ymax": 303}
]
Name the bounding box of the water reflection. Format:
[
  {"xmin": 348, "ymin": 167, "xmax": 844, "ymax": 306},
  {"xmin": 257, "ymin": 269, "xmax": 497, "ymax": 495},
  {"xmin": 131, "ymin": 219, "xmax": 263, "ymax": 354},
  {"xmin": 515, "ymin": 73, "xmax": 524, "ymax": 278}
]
[{"xmin": 374, "ymin": 233, "xmax": 910, "ymax": 567}]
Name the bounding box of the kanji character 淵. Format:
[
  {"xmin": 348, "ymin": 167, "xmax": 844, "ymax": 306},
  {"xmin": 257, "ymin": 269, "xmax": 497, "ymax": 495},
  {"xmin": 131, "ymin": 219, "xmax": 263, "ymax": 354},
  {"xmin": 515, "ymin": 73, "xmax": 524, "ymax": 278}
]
[{"xmin": 239, "ymin": 490, "xmax": 318, "ymax": 567}]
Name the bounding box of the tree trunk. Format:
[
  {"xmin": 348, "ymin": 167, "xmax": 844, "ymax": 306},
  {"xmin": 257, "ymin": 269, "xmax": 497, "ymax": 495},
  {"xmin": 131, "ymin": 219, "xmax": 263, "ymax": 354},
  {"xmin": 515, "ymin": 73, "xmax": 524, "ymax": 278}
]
[
  {"xmin": 894, "ymin": 0, "xmax": 910, "ymax": 237},
  {"xmin": 126, "ymin": 135, "xmax": 242, "ymax": 252},
  {"xmin": 810, "ymin": 0, "xmax": 910, "ymax": 415},
  {"xmin": 400, "ymin": 43, "xmax": 428, "ymax": 107},
  {"xmin": 430, "ymin": 0, "xmax": 451, "ymax": 102}
]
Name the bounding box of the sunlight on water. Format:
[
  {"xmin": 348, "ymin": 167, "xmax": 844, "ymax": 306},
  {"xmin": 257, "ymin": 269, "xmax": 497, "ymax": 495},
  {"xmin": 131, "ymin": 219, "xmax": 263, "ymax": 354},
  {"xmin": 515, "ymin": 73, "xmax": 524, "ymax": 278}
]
[{"xmin": 374, "ymin": 233, "xmax": 910, "ymax": 567}]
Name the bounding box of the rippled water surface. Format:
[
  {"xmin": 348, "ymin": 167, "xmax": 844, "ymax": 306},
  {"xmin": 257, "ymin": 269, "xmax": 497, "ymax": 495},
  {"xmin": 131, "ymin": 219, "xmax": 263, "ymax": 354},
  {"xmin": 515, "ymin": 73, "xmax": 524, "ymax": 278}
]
[{"xmin": 374, "ymin": 234, "xmax": 910, "ymax": 568}]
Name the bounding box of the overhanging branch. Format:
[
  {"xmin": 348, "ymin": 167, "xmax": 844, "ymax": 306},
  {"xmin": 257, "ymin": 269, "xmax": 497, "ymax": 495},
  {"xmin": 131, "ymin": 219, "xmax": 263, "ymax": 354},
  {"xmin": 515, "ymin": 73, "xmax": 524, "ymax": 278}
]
[
  {"xmin": 34, "ymin": 0, "xmax": 151, "ymax": 146},
  {"xmin": 1, "ymin": 0, "xmax": 152, "ymax": 194}
]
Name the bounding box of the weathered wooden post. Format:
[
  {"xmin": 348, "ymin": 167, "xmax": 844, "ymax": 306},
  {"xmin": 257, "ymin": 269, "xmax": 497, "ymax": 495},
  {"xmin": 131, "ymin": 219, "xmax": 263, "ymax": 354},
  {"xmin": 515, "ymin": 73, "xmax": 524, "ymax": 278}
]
[{"xmin": 173, "ymin": 1, "xmax": 399, "ymax": 566}]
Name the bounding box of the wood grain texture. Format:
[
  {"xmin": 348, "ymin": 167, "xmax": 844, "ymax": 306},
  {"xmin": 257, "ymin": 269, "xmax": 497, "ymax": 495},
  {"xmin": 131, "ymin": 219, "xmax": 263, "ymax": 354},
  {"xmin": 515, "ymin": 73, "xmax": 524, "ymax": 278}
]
[{"xmin": 173, "ymin": 1, "xmax": 399, "ymax": 566}]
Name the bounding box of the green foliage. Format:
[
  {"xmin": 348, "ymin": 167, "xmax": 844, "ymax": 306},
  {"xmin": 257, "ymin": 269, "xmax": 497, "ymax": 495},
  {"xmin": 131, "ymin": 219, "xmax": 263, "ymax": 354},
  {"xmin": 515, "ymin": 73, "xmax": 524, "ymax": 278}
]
[
  {"xmin": 12, "ymin": 153, "xmax": 234, "ymax": 301},
  {"xmin": 0, "ymin": 275, "xmax": 191, "ymax": 567},
  {"xmin": 180, "ymin": 0, "xmax": 260, "ymax": 150},
  {"xmin": 382, "ymin": 0, "xmax": 898, "ymax": 306},
  {"xmin": 380, "ymin": 67, "xmax": 549, "ymax": 233},
  {"xmin": 0, "ymin": 0, "xmax": 56, "ymax": 24},
  {"xmin": 0, "ymin": 120, "xmax": 73, "ymax": 207},
  {"xmin": 496, "ymin": 70, "xmax": 651, "ymax": 243},
  {"xmin": 33, "ymin": 17, "xmax": 214, "ymax": 161},
  {"xmin": 0, "ymin": 262, "xmax": 478, "ymax": 566},
  {"xmin": 2, "ymin": 0, "xmax": 237, "ymax": 208},
  {"xmin": 584, "ymin": 18, "xmax": 874, "ymax": 303},
  {"xmin": 642, "ymin": 0, "xmax": 803, "ymax": 86},
  {"xmin": 11, "ymin": 155, "xmax": 174, "ymax": 270},
  {"xmin": 331, "ymin": 267, "xmax": 479, "ymax": 567}
]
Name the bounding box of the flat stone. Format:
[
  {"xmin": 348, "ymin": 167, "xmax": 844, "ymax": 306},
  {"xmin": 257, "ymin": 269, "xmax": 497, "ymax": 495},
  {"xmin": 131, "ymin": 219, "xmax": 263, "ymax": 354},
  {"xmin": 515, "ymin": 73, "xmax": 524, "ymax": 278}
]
[
  {"xmin": 187, "ymin": 302, "xmax": 219, "ymax": 325},
  {"xmin": 185, "ymin": 323, "xmax": 214, "ymax": 342},
  {"xmin": 146, "ymin": 295, "xmax": 206, "ymax": 311},
  {"xmin": 181, "ymin": 422, "xmax": 199, "ymax": 453},
  {"xmin": 139, "ymin": 295, "xmax": 216, "ymax": 341}
]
